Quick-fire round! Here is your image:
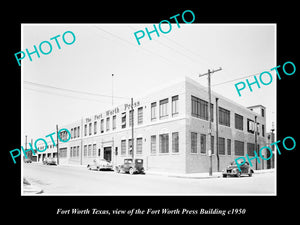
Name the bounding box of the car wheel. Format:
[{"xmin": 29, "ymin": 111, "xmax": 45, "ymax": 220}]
[
  {"xmin": 115, "ymin": 167, "xmax": 120, "ymax": 173},
  {"xmin": 97, "ymin": 167, "xmax": 101, "ymax": 171},
  {"xmin": 236, "ymin": 172, "xmax": 241, "ymax": 177},
  {"xmin": 87, "ymin": 165, "xmax": 91, "ymax": 170},
  {"xmin": 129, "ymin": 167, "xmax": 134, "ymax": 175},
  {"xmin": 222, "ymin": 174, "xmax": 227, "ymax": 178},
  {"xmin": 248, "ymin": 171, "xmax": 253, "ymax": 177}
]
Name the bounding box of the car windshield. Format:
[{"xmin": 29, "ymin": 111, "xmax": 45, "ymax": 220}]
[
  {"xmin": 135, "ymin": 159, "xmax": 143, "ymax": 163},
  {"xmin": 125, "ymin": 159, "xmax": 133, "ymax": 163}
]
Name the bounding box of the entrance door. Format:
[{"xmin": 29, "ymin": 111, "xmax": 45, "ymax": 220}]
[{"xmin": 103, "ymin": 147, "xmax": 112, "ymax": 162}]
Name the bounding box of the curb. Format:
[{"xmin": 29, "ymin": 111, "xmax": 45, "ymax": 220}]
[
  {"xmin": 145, "ymin": 171, "xmax": 222, "ymax": 179},
  {"xmin": 23, "ymin": 177, "xmax": 44, "ymax": 194},
  {"xmin": 145, "ymin": 169, "xmax": 275, "ymax": 179}
]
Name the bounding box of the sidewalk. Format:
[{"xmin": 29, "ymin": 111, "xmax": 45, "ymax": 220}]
[
  {"xmin": 23, "ymin": 177, "xmax": 44, "ymax": 194},
  {"xmin": 145, "ymin": 168, "xmax": 275, "ymax": 179}
]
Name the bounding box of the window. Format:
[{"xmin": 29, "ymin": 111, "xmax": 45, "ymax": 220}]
[
  {"xmin": 191, "ymin": 96, "xmax": 213, "ymax": 121},
  {"xmin": 121, "ymin": 112, "xmax": 126, "ymax": 129},
  {"xmin": 247, "ymin": 143, "xmax": 255, "ymax": 156},
  {"xmin": 88, "ymin": 144, "xmax": 92, "ymax": 156},
  {"xmin": 59, "ymin": 148, "xmax": 67, "ymax": 158},
  {"xmin": 70, "ymin": 147, "xmax": 73, "ymax": 157},
  {"xmin": 113, "ymin": 115, "xmax": 116, "ymax": 130},
  {"xmin": 94, "ymin": 121, "xmax": 97, "ymax": 134},
  {"xmin": 93, "ymin": 144, "xmax": 96, "ymax": 156},
  {"xmin": 138, "ymin": 107, "xmax": 143, "ymax": 125},
  {"xmin": 247, "ymin": 119, "xmax": 255, "ymax": 133},
  {"xmin": 235, "ymin": 140, "xmax": 244, "ymax": 156},
  {"xmin": 84, "ymin": 124, "xmax": 87, "ymax": 136},
  {"xmin": 261, "ymin": 108, "xmax": 265, "ymax": 117},
  {"xmin": 136, "ymin": 138, "xmax": 143, "ymax": 154},
  {"xmin": 235, "ymin": 113, "xmax": 243, "ymax": 130},
  {"xmin": 211, "ymin": 136, "xmax": 214, "ymax": 154},
  {"xmin": 121, "ymin": 140, "xmax": 126, "ymax": 155},
  {"xmin": 76, "ymin": 146, "xmax": 79, "ymax": 157},
  {"xmin": 172, "ymin": 132, "xmax": 179, "ymax": 153},
  {"xmin": 74, "ymin": 127, "xmax": 77, "ymax": 138},
  {"xmin": 100, "ymin": 119, "xmax": 104, "ymax": 133},
  {"xmin": 159, "ymin": 98, "xmax": 169, "ymax": 118},
  {"xmin": 219, "ymin": 107, "xmax": 230, "ymax": 127},
  {"xmin": 89, "ymin": 123, "xmax": 92, "ymax": 135},
  {"xmin": 200, "ymin": 134, "xmax": 206, "ymax": 154},
  {"xmin": 172, "ymin": 95, "xmax": 179, "ymax": 115},
  {"xmin": 262, "ymin": 124, "xmax": 265, "ymax": 137},
  {"xmin": 151, "ymin": 102, "xmax": 157, "ymax": 120},
  {"xmin": 191, "ymin": 132, "xmax": 197, "ymax": 153},
  {"xmin": 151, "ymin": 135, "xmax": 156, "ymax": 154},
  {"xmin": 159, "ymin": 133, "xmax": 169, "ymax": 153},
  {"xmin": 218, "ymin": 137, "xmax": 225, "ymax": 155},
  {"xmin": 106, "ymin": 117, "xmax": 110, "ymax": 131},
  {"xmin": 77, "ymin": 126, "xmax": 80, "ymax": 138},
  {"xmin": 84, "ymin": 145, "xmax": 87, "ymax": 157},
  {"xmin": 71, "ymin": 128, "xmax": 73, "ymax": 139},
  {"xmin": 227, "ymin": 139, "xmax": 231, "ymax": 155}
]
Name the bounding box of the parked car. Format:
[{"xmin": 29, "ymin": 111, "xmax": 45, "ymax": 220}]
[
  {"xmin": 87, "ymin": 159, "xmax": 113, "ymax": 171},
  {"xmin": 222, "ymin": 160, "xmax": 254, "ymax": 177},
  {"xmin": 115, "ymin": 158, "xmax": 145, "ymax": 175},
  {"xmin": 24, "ymin": 158, "xmax": 32, "ymax": 163},
  {"xmin": 43, "ymin": 157, "xmax": 57, "ymax": 165}
]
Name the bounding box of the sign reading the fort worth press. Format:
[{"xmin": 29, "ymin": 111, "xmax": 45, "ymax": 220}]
[{"xmin": 85, "ymin": 101, "xmax": 141, "ymax": 123}]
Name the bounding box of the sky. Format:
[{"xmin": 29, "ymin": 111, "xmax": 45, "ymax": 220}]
[{"xmin": 22, "ymin": 23, "xmax": 276, "ymax": 142}]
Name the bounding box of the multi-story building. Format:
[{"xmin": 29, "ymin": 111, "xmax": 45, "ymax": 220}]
[{"xmin": 36, "ymin": 77, "xmax": 268, "ymax": 173}]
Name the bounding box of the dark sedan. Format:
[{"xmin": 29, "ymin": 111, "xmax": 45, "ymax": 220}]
[
  {"xmin": 115, "ymin": 158, "xmax": 145, "ymax": 175},
  {"xmin": 222, "ymin": 160, "xmax": 254, "ymax": 177}
]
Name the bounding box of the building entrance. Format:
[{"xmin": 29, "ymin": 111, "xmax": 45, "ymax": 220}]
[{"xmin": 104, "ymin": 147, "xmax": 112, "ymax": 162}]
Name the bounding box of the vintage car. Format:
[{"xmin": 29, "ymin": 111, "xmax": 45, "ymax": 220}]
[
  {"xmin": 115, "ymin": 158, "xmax": 145, "ymax": 175},
  {"xmin": 24, "ymin": 158, "xmax": 32, "ymax": 163},
  {"xmin": 43, "ymin": 157, "xmax": 57, "ymax": 165},
  {"xmin": 87, "ymin": 159, "xmax": 113, "ymax": 171},
  {"xmin": 222, "ymin": 160, "xmax": 254, "ymax": 177}
]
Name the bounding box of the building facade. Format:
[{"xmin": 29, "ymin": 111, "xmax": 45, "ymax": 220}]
[{"xmin": 36, "ymin": 77, "xmax": 268, "ymax": 173}]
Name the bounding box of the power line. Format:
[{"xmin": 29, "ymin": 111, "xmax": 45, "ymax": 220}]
[
  {"xmin": 211, "ymin": 71, "xmax": 270, "ymax": 87},
  {"xmin": 92, "ymin": 26, "xmax": 196, "ymax": 74},
  {"xmin": 24, "ymin": 87, "xmax": 124, "ymax": 103},
  {"xmin": 24, "ymin": 80, "xmax": 130, "ymax": 100},
  {"xmin": 127, "ymin": 25, "xmax": 212, "ymax": 68}
]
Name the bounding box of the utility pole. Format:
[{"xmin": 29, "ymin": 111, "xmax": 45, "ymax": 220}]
[
  {"xmin": 254, "ymin": 116, "xmax": 258, "ymax": 170},
  {"xmin": 199, "ymin": 67, "xmax": 222, "ymax": 176},
  {"xmin": 112, "ymin": 74, "xmax": 114, "ymax": 106},
  {"xmin": 80, "ymin": 117, "xmax": 83, "ymax": 165},
  {"xmin": 56, "ymin": 124, "xmax": 60, "ymax": 165},
  {"xmin": 25, "ymin": 135, "xmax": 27, "ymax": 161},
  {"xmin": 131, "ymin": 98, "xmax": 134, "ymax": 161},
  {"xmin": 215, "ymin": 97, "xmax": 220, "ymax": 172}
]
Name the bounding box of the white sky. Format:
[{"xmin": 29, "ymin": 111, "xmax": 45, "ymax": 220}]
[{"xmin": 22, "ymin": 23, "xmax": 276, "ymax": 141}]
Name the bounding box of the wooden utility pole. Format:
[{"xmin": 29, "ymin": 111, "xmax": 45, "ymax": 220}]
[
  {"xmin": 199, "ymin": 67, "xmax": 222, "ymax": 176},
  {"xmin": 56, "ymin": 124, "xmax": 60, "ymax": 165},
  {"xmin": 254, "ymin": 116, "xmax": 258, "ymax": 170},
  {"xmin": 131, "ymin": 98, "xmax": 134, "ymax": 161}
]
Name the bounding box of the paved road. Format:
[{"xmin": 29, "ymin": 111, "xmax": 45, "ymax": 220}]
[{"xmin": 23, "ymin": 163, "xmax": 275, "ymax": 195}]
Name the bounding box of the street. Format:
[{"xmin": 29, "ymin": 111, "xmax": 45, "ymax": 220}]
[{"xmin": 23, "ymin": 163, "xmax": 276, "ymax": 195}]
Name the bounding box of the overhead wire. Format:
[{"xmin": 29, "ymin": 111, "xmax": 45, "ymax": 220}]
[{"xmin": 24, "ymin": 80, "xmax": 130, "ymax": 100}]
